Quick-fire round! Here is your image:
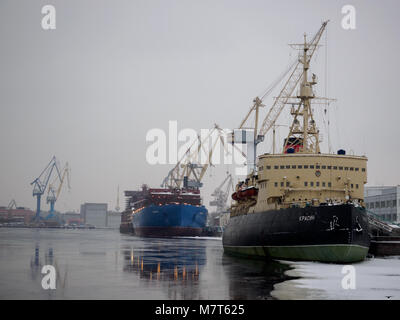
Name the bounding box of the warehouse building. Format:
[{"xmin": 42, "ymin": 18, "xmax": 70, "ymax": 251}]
[
  {"xmin": 364, "ymin": 186, "xmax": 400, "ymax": 224},
  {"xmin": 80, "ymin": 203, "xmax": 108, "ymax": 227}
]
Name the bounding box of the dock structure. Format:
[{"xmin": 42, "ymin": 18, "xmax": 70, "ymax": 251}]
[{"xmin": 365, "ymin": 209, "xmax": 400, "ymax": 256}]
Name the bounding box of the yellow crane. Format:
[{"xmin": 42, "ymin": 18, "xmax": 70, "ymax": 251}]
[{"xmin": 46, "ymin": 162, "xmax": 71, "ymax": 214}]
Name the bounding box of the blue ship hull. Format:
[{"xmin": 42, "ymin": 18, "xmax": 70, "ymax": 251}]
[{"xmin": 131, "ymin": 204, "xmax": 208, "ymax": 237}]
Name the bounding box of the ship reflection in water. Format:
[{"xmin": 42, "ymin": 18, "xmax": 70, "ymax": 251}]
[
  {"xmin": 121, "ymin": 237, "xmax": 292, "ymax": 300},
  {"xmin": 0, "ymin": 228, "xmax": 291, "ymax": 299},
  {"xmin": 121, "ymin": 240, "xmax": 207, "ymax": 299}
]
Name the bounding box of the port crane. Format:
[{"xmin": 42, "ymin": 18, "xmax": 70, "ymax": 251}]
[
  {"xmin": 7, "ymin": 199, "xmax": 17, "ymax": 210},
  {"xmin": 235, "ymin": 21, "xmax": 330, "ymax": 172},
  {"xmin": 31, "ymin": 156, "xmax": 62, "ymax": 221},
  {"xmin": 209, "ymin": 173, "xmax": 234, "ymax": 213},
  {"xmin": 46, "ymin": 162, "xmax": 70, "ymax": 215},
  {"xmin": 161, "ymin": 124, "xmax": 245, "ymax": 189}
]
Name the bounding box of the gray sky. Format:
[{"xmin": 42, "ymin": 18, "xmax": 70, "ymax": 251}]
[{"xmin": 0, "ymin": 0, "xmax": 399, "ymax": 213}]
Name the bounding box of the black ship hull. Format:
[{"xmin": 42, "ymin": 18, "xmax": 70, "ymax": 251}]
[{"xmin": 223, "ymin": 204, "xmax": 370, "ymax": 263}]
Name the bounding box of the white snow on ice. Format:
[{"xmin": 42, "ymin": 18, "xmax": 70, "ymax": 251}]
[{"xmin": 272, "ymin": 257, "xmax": 400, "ymax": 300}]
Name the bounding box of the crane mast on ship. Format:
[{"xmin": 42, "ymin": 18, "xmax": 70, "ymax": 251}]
[{"xmin": 236, "ymin": 21, "xmax": 332, "ymax": 173}]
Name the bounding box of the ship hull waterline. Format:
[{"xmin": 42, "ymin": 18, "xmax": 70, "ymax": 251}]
[
  {"xmin": 124, "ymin": 203, "xmax": 208, "ymax": 238},
  {"xmin": 223, "ymin": 204, "xmax": 370, "ymax": 263}
]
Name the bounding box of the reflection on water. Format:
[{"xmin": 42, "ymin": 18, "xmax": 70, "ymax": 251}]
[
  {"xmin": 121, "ymin": 238, "xmax": 207, "ymax": 299},
  {"xmin": 122, "ymin": 246, "xmax": 203, "ymax": 282},
  {"xmin": 120, "ymin": 238, "xmax": 292, "ymax": 300},
  {"xmin": 222, "ymin": 254, "xmax": 293, "ymax": 300},
  {"xmin": 28, "ymin": 243, "xmax": 68, "ymax": 298},
  {"xmin": 0, "ymin": 229, "xmax": 290, "ymax": 299}
]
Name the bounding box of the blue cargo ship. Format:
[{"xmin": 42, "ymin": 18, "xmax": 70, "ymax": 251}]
[{"xmin": 120, "ymin": 185, "xmax": 208, "ymax": 237}]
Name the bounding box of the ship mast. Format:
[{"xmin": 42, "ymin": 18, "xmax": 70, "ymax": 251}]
[
  {"xmin": 235, "ymin": 21, "xmax": 329, "ymax": 170},
  {"xmin": 285, "ymin": 33, "xmax": 321, "ymax": 154}
]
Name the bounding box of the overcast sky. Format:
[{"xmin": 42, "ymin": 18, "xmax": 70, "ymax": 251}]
[{"xmin": 0, "ymin": 0, "xmax": 399, "ymax": 213}]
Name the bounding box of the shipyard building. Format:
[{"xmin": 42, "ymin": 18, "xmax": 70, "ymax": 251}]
[
  {"xmin": 365, "ymin": 186, "xmax": 400, "ymax": 223},
  {"xmin": 80, "ymin": 203, "xmax": 108, "ymax": 227}
]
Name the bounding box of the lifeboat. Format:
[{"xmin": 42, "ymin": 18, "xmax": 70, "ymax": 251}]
[{"xmin": 232, "ymin": 186, "xmax": 258, "ymax": 201}]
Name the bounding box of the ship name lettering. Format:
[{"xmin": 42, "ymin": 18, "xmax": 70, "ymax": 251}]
[{"xmin": 299, "ymin": 215, "xmax": 315, "ymax": 222}]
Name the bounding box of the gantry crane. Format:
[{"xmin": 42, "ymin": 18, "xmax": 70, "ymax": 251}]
[
  {"xmin": 31, "ymin": 156, "xmax": 62, "ymax": 221},
  {"xmin": 46, "ymin": 162, "xmax": 70, "ymax": 215},
  {"xmin": 235, "ymin": 21, "xmax": 330, "ymax": 171},
  {"xmin": 209, "ymin": 173, "xmax": 234, "ymax": 213}
]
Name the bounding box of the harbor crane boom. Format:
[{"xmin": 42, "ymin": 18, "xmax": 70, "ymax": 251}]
[
  {"xmin": 161, "ymin": 124, "xmax": 246, "ymax": 189},
  {"xmin": 31, "ymin": 156, "xmax": 62, "ymax": 221},
  {"xmin": 236, "ymin": 21, "xmax": 329, "ymax": 170},
  {"xmin": 46, "ymin": 162, "xmax": 70, "ymax": 214},
  {"xmin": 258, "ymin": 21, "xmax": 329, "ymax": 137},
  {"xmin": 209, "ymin": 173, "xmax": 234, "ymax": 213}
]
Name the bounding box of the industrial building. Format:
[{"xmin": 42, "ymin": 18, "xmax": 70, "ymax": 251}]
[
  {"xmin": 80, "ymin": 203, "xmax": 108, "ymax": 227},
  {"xmin": 365, "ymin": 186, "xmax": 400, "ymax": 224},
  {"xmin": 107, "ymin": 211, "xmax": 121, "ymax": 229},
  {"xmin": 0, "ymin": 206, "xmax": 35, "ymax": 225}
]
